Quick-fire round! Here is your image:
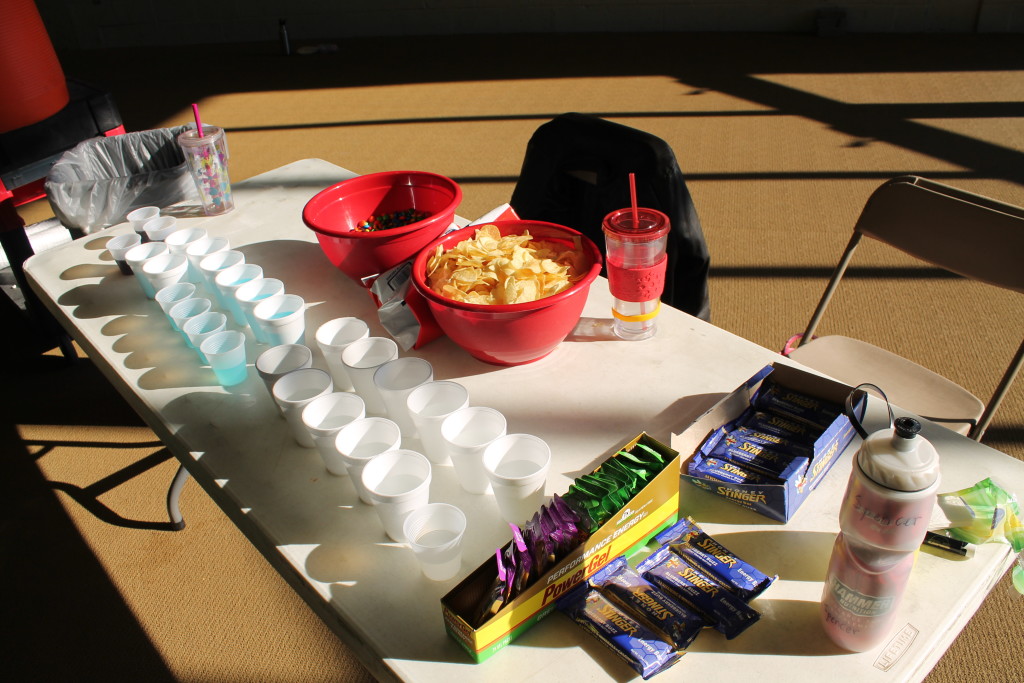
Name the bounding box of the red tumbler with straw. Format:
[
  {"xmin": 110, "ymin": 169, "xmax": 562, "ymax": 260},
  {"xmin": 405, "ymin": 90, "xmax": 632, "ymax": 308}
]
[{"xmin": 601, "ymin": 173, "xmax": 670, "ymax": 340}]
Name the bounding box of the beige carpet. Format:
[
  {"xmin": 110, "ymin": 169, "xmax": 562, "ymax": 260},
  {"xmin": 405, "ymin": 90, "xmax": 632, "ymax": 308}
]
[{"xmin": 7, "ymin": 32, "xmax": 1023, "ymax": 681}]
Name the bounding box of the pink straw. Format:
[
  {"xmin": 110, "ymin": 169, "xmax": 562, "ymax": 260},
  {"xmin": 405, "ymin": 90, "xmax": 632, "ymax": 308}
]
[
  {"xmin": 192, "ymin": 103, "xmax": 204, "ymax": 138},
  {"xmin": 629, "ymin": 172, "xmax": 639, "ymax": 229}
]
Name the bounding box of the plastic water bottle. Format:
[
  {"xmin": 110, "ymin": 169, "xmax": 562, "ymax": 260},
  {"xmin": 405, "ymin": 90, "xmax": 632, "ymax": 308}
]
[
  {"xmin": 820, "ymin": 416, "xmax": 940, "ymax": 651},
  {"xmin": 601, "ymin": 206, "xmax": 670, "ymax": 340}
]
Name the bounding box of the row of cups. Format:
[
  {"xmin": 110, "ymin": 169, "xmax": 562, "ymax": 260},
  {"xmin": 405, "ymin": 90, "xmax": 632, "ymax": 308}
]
[
  {"xmin": 106, "ymin": 207, "xmax": 306, "ymax": 385},
  {"xmin": 255, "ymin": 331, "xmax": 552, "ymax": 581}
]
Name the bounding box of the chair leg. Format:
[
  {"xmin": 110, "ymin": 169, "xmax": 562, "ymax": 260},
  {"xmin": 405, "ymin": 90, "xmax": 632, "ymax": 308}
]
[{"xmin": 166, "ymin": 464, "xmax": 191, "ymax": 531}]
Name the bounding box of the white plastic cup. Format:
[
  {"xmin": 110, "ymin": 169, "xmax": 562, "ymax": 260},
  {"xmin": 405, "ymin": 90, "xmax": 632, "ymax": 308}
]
[
  {"xmin": 199, "ymin": 249, "xmax": 245, "ymax": 306},
  {"xmin": 215, "ymin": 263, "xmax": 263, "ymax": 326},
  {"xmin": 334, "ymin": 417, "xmax": 402, "ymax": 504},
  {"xmin": 253, "ymin": 293, "xmax": 306, "ymax": 346},
  {"xmin": 341, "ymin": 336, "xmax": 399, "ymax": 416},
  {"xmin": 124, "ymin": 241, "xmax": 169, "ymax": 298},
  {"xmin": 360, "ymin": 448, "xmax": 432, "ymax": 542},
  {"xmin": 168, "ymin": 297, "xmax": 213, "ymax": 346},
  {"xmin": 126, "ymin": 206, "xmax": 159, "ymax": 241},
  {"xmin": 182, "ymin": 311, "xmax": 227, "ymax": 363},
  {"xmin": 141, "ymin": 251, "xmax": 189, "ymax": 298},
  {"xmin": 441, "ymin": 407, "xmax": 507, "ymax": 494},
  {"xmin": 406, "ymin": 381, "xmax": 470, "ymax": 465},
  {"xmin": 165, "ymin": 226, "xmax": 208, "ymax": 255},
  {"xmin": 236, "ymin": 277, "xmax": 285, "ymax": 344},
  {"xmin": 403, "ymin": 503, "xmax": 467, "ymax": 581},
  {"xmin": 201, "ymin": 330, "xmax": 248, "ymax": 387},
  {"xmin": 301, "ymin": 392, "xmax": 366, "ymax": 476},
  {"xmin": 107, "ymin": 232, "xmax": 141, "ymax": 274},
  {"xmin": 272, "ymin": 368, "xmax": 333, "ymax": 448},
  {"xmin": 155, "ymin": 282, "xmax": 197, "ymax": 331},
  {"xmin": 255, "ymin": 343, "xmax": 313, "ymax": 415},
  {"xmin": 185, "ymin": 235, "xmax": 230, "ymax": 284},
  {"xmin": 314, "ymin": 317, "xmax": 370, "ymax": 391},
  {"xmin": 482, "ymin": 434, "xmax": 552, "ymax": 524},
  {"xmin": 143, "ymin": 215, "xmax": 181, "ymax": 242},
  {"xmin": 373, "ymin": 357, "xmax": 433, "ymax": 438}
]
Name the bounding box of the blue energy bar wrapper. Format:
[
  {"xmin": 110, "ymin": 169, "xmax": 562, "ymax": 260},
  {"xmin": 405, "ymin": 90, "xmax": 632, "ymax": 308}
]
[
  {"xmin": 752, "ymin": 380, "xmax": 842, "ymax": 429},
  {"xmin": 732, "ymin": 408, "xmax": 822, "ymax": 445},
  {"xmin": 654, "ymin": 518, "xmax": 776, "ymax": 601},
  {"xmin": 688, "ymin": 455, "xmax": 776, "ymax": 485},
  {"xmin": 557, "ymin": 583, "xmax": 681, "ymax": 679},
  {"xmin": 589, "ymin": 556, "xmax": 705, "ymax": 651},
  {"xmin": 638, "ymin": 546, "xmax": 760, "ymax": 639},
  {"xmin": 701, "ymin": 427, "xmax": 810, "ymax": 481}
]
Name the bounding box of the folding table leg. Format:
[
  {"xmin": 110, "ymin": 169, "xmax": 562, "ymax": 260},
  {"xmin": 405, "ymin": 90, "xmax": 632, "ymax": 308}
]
[{"xmin": 166, "ymin": 464, "xmax": 191, "ymax": 531}]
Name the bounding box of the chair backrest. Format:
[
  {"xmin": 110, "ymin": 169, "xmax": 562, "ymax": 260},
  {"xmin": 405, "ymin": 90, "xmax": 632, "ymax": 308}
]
[
  {"xmin": 800, "ymin": 175, "xmax": 1024, "ymax": 440},
  {"xmin": 856, "ymin": 176, "xmax": 1024, "ymax": 293},
  {"xmin": 509, "ymin": 112, "xmax": 712, "ymax": 321}
]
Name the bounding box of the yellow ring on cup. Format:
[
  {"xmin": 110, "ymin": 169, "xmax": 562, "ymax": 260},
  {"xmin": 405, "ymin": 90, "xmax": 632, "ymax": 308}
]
[{"xmin": 611, "ymin": 301, "xmax": 661, "ymax": 323}]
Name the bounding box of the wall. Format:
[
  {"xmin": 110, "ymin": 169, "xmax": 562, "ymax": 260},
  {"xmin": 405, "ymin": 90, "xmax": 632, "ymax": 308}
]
[{"xmin": 36, "ymin": 0, "xmax": 1024, "ymax": 50}]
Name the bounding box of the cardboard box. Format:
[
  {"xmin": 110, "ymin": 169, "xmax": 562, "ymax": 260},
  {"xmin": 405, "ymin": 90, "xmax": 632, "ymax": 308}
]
[
  {"xmin": 441, "ymin": 433, "xmax": 681, "ymax": 663},
  {"xmin": 673, "ymin": 363, "xmax": 863, "ymax": 522}
]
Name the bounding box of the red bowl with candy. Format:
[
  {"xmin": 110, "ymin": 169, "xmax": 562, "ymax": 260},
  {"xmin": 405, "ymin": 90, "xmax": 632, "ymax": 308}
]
[
  {"xmin": 411, "ymin": 220, "xmax": 603, "ymax": 365},
  {"xmin": 303, "ymin": 170, "xmax": 462, "ymax": 285}
]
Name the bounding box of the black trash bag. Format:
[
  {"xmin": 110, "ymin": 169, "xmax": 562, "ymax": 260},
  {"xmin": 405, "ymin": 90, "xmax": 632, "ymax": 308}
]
[
  {"xmin": 44, "ymin": 125, "xmax": 199, "ymax": 233},
  {"xmin": 510, "ymin": 113, "xmax": 711, "ymax": 322}
]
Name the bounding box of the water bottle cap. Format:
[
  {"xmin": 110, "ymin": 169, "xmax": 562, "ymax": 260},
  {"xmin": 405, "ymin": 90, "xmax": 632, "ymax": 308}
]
[{"xmin": 858, "ymin": 417, "xmax": 940, "ymax": 492}]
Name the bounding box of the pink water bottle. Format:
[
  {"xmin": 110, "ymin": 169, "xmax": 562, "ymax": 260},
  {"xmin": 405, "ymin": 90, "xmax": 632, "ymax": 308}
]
[
  {"xmin": 820, "ymin": 416, "xmax": 940, "ymax": 651},
  {"xmin": 601, "ymin": 206, "xmax": 670, "ymax": 341}
]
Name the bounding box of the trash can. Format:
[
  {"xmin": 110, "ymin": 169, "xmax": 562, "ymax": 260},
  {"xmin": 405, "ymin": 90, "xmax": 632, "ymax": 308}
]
[{"xmin": 44, "ymin": 124, "xmax": 199, "ymax": 233}]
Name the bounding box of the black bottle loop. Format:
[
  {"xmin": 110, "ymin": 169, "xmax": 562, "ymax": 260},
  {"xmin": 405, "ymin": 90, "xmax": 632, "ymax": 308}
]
[{"xmin": 845, "ymin": 383, "xmax": 894, "ymax": 440}]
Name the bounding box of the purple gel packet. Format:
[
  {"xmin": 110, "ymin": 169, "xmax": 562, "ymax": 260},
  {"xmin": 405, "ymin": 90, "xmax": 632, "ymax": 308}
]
[
  {"xmin": 589, "ymin": 556, "xmax": 705, "ymax": 650},
  {"xmin": 638, "ymin": 546, "xmax": 760, "ymax": 640},
  {"xmin": 557, "ymin": 583, "xmax": 681, "ymax": 680}
]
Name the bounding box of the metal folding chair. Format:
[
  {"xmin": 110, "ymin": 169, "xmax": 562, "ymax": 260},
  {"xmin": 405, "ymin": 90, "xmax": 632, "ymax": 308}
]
[{"xmin": 787, "ymin": 176, "xmax": 1024, "ymax": 440}]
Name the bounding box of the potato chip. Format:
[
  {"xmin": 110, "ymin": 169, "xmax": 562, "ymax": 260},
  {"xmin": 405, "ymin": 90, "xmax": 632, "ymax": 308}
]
[{"xmin": 427, "ymin": 225, "xmax": 586, "ymax": 305}]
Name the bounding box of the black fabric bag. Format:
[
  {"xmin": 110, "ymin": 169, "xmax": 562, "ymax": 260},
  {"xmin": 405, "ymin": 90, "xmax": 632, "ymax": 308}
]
[{"xmin": 510, "ymin": 113, "xmax": 711, "ymax": 321}]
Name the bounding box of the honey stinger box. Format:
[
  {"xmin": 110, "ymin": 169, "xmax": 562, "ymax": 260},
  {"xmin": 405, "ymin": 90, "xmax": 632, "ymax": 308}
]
[
  {"xmin": 673, "ymin": 363, "xmax": 864, "ymax": 523},
  {"xmin": 441, "ymin": 433, "xmax": 680, "ymax": 663}
]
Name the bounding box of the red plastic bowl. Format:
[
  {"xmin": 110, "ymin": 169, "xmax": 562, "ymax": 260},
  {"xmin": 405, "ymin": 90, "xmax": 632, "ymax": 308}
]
[
  {"xmin": 303, "ymin": 170, "xmax": 462, "ymax": 285},
  {"xmin": 411, "ymin": 220, "xmax": 603, "ymax": 365}
]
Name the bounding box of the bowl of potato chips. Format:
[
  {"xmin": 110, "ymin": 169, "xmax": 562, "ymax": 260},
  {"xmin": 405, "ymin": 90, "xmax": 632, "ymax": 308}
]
[
  {"xmin": 411, "ymin": 221, "xmax": 603, "ymax": 365},
  {"xmin": 303, "ymin": 170, "xmax": 462, "ymax": 285}
]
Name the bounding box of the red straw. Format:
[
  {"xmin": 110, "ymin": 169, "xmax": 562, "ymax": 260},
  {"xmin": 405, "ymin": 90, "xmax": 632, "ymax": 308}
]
[
  {"xmin": 629, "ymin": 172, "xmax": 639, "ymax": 229},
  {"xmin": 192, "ymin": 103, "xmax": 204, "ymax": 138}
]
